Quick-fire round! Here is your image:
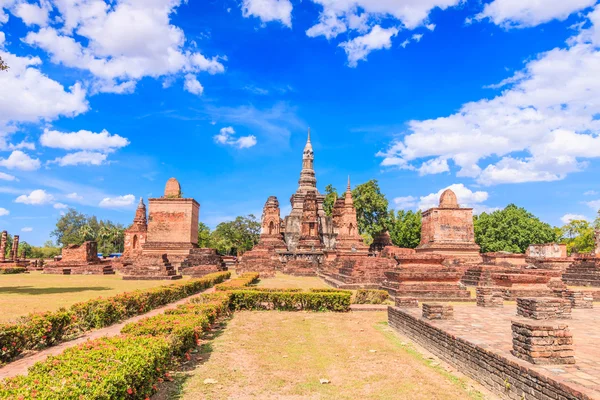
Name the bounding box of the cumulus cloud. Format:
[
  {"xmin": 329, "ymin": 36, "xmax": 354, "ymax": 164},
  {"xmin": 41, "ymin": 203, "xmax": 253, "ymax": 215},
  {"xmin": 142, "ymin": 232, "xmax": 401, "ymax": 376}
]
[
  {"xmin": 242, "ymin": 0, "xmax": 292, "ymax": 27},
  {"xmin": 0, "ymin": 207, "xmax": 9, "ymax": 216},
  {"xmin": 0, "ymin": 171, "xmax": 16, "ymax": 181},
  {"xmin": 339, "ymin": 25, "xmax": 398, "ymax": 67},
  {"xmin": 183, "ymin": 74, "xmax": 204, "ymax": 95},
  {"xmin": 418, "ymin": 157, "xmax": 449, "ymax": 175},
  {"xmin": 561, "ymin": 213, "xmax": 588, "ymax": 224},
  {"xmin": 378, "ymin": 7, "xmax": 600, "ymax": 186},
  {"xmin": 393, "ymin": 196, "xmax": 417, "ymax": 210},
  {"xmin": 66, "ymin": 192, "xmax": 83, "ymax": 201},
  {"xmin": 21, "ymin": 227, "xmax": 33, "ymax": 232},
  {"xmin": 50, "ymin": 151, "xmax": 108, "ymax": 166},
  {"xmin": 475, "ymin": 0, "xmax": 596, "ymax": 28},
  {"xmin": 99, "ymin": 194, "xmax": 136, "ymax": 208},
  {"xmin": 418, "ymin": 184, "xmax": 489, "ymax": 211},
  {"xmin": 0, "ymin": 151, "xmax": 41, "ymax": 171},
  {"xmin": 40, "ymin": 129, "xmax": 129, "ymax": 151},
  {"xmin": 15, "ymin": 189, "xmax": 54, "ymax": 205},
  {"xmin": 53, "ymin": 202, "xmax": 68, "ymax": 209},
  {"xmin": 20, "ymin": 0, "xmax": 225, "ymax": 94},
  {"xmin": 584, "ymin": 190, "xmax": 598, "ymax": 196},
  {"xmin": 585, "ymin": 199, "xmax": 600, "ymax": 210},
  {"xmin": 213, "ymin": 126, "xmax": 257, "ymax": 149},
  {"xmin": 13, "ymin": 1, "xmax": 51, "ymax": 27}
]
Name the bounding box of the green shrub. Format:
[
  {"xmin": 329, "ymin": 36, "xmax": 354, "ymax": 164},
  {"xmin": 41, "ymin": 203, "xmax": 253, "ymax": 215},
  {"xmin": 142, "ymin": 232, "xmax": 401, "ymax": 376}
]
[
  {"xmin": 0, "ymin": 267, "xmax": 26, "ymax": 274},
  {"xmin": 309, "ymin": 288, "xmax": 352, "ymax": 294},
  {"xmin": 0, "ymin": 271, "xmax": 230, "ymax": 365},
  {"xmin": 228, "ymin": 290, "xmax": 351, "ymax": 312},
  {"xmin": 215, "ymin": 272, "xmax": 259, "ymax": 291},
  {"xmin": 0, "ymin": 335, "xmax": 171, "ymax": 400},
  {"xmin": 352, "ymin": 289, "xmax": 389, "ymax": 304}
]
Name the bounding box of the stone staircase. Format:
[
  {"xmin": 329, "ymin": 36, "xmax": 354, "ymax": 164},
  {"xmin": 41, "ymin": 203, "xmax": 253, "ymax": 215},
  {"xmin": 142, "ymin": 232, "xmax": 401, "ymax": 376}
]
[{"xmin": 563, "ymin": 258, "xmax": 600, "ymax": 287}]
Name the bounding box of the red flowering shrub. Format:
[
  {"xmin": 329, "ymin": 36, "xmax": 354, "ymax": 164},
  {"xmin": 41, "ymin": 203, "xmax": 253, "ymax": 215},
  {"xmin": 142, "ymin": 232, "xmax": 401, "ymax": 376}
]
[{"xmin": 0, "ymin": 336, "xmax": 171, "ymax": 399}]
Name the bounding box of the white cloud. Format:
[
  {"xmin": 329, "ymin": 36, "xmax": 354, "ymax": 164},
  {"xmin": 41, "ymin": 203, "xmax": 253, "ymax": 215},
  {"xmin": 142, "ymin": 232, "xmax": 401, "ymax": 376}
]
[
  {"xmin": 393, "ymin": 195, "xmax": 417, "ymax": 210},
  {"xmin": 475, "ymin": 0, "xmax": 596, "ymax": 28},
  {"xmin": 66, "ymin": 192, "xmax": 83, "ymax": 200},
  {"xmin": 183, "ymin": 74, "xmax": 204, "ymax": 95},
  {"xmin": 0, "ymin": 207, "xmax": 9, "ymax": 216},
  {"xmin": 53, "ymin": 202, "xmax": 68, "ymax": 209},
  {"xmin": 40, "ymin": 129, "xmax": 129, "ymax": 151},
  {"xmin": 0, "ymin": 171, "xmax": 16, "ymax": 181},
  {"xmin": 213, "ymin": 126, "xmax": 257, "ymax": 149},
  {"xmin": 15, "ymin": 189, "xmax": 55, "ymax": 205},
  {"xmin": 585, "ymin": 199, "xmax": 600, "ymax": 210},
  {"xmin": 584, "ymin": 190, "xmax": 598, "ymax": 196},
  {"xmin": 378, "ymin": 7, "xmax": 600, "ymax": 186},
  {"xmin": 418, "ymin": 157, "xmax": 449, "ymax": 175},
  {"xmin": 50, "ymin": 151, "xmax": 108, "ymax": 166},
  {"xmin": 21, "ymin": 227, "xmax": 33, "ymax": 232},
  {"xmin": 0, "ymin": 151, "xmax": 41, "ymax": 171},
  {"xmin": 21, "ymin": 0, "xmax": 226, "ymax": 94},
  {"xmin": 561, "ymin": 213, "xmax": 588, "ymax": 224},
  {"xmin": 14, "ymin": 1, "xmax": 51, "ymax": 27},
  {"xmin": 418, "ymin": 184, "xmax": 489, "ymax": 211},
  {"xmin": 99, "ymin": 194, "xmax": 136, "ymax": 208},
  {"xmin": 242, "ymin": 0, "xmax": 292, "ymax": 27},
  {"xmin": 339, "ymin": 25, "xmax": 399, "ymax": 67}
]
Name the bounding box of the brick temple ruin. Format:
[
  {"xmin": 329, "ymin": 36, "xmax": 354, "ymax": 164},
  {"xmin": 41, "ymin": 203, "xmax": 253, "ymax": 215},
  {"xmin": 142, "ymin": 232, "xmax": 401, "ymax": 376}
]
[
  {"xmin": 114, "ymin": 178, "xmax": 225, "ymax": 280},
  {"xmin": 44, "ymin": 241, "xmax": 115, "ymax": 275},
  {"xmin": 0, "ymin": 231, "xmax": 29, "ymax": 269}
]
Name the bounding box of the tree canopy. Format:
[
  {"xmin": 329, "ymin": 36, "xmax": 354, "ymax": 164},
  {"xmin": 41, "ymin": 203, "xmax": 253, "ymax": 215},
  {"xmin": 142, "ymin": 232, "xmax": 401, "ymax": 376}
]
[
  {"xmin": 559, "ymin": 219, "xmax": 595, "ymax": 254},
  {"xmin": 348, "ymin": 179, "xmax": 390, "ymax": 238},
  {"xmin": 474, "ymin": 204, "xmax": 559, "ymax": 253},
  {"xmin": 323, "ymin": 184, "xmax": 338, "ymax": 217},
  {"xmin": 389, "ymin": 209, "xmax": 422, "ymax": 248},
  {"xmin": 209, "ymin": 215, "xmax": 260, "ymax": 256}
]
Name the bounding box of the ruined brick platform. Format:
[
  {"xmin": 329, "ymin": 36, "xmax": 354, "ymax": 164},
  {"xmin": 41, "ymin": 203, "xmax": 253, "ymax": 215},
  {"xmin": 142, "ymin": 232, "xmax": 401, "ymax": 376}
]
[
  {"xmin": 388, "ymin": 303, "xmax": 600, "ymax": 399},
  {"xmin": 44, "ymin": 241, "xmax": 115, "ymax": 275},
  {"xmin": 563, "ymin": 255, "xmax": 600, "ymax": 287},
  {"xmin": 179, "ymin": 248, "xmax": 225, "ymax": 277},
  {"xmin": 516, "ymin": 297, "xmax": 571, "ymax": 320},
  {"xmin": 511, "ymin": 320, "xmax": 575, "ymax": 365}
]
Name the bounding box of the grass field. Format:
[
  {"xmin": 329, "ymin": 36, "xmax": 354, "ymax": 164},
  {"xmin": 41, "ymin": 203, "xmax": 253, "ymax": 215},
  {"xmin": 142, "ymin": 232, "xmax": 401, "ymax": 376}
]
[
  {"xmin": 170, "ymin": 311, "xmax": 485, "ymax": 400},
  {"xmin": 254, "ymin": 272, "xmax": 329, "ymax": 290},
  {"xmin": 0, "ymin": 272, "xmax": 183, "ymax": 323}
]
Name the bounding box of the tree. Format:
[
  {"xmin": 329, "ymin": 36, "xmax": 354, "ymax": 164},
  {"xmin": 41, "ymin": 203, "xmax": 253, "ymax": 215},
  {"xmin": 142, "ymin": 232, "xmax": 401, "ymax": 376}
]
[
  {"xmin": 474, "ymin": 204, "xmax": 559, "ymax": 253},
  {"xmin": 210, "ymin": 215, "xmax": 260, "ymax": 256},
  {"xmin": 323, "ymin": 184, "xmax": 338, "ymax": 216},
  {"xmin": 389, "ymin": 210, "xmax": 422, "ymax": 248},
  {"xmin": 0, "ymin": 56, "xmax": 8, "ymax": 71},
  {"xmin": 52, "ymin": 209, "xmax": 88, "ymax": 246},
  {"xmin": 198, "ymin": 222, "xmax": 213, "ymax": 248},
  {"xmin": 559, "ymin": 219, "xmax": 595, "ymax": 254},
  {"xmin": 351, "ymin": 180, "xmax": 390, "ymax": 238}
]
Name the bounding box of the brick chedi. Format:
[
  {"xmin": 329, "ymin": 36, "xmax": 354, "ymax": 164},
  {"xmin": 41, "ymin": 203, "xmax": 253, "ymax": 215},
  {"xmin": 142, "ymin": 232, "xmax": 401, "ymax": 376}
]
[
  {"xmin": 416, "ymin": 189, "xmax": 482, "ymax": 263},
  {"xmin": 45, "ymin": 241, "xmax": 115, "ymax": 275},
  {"xmin": 122, "ymin": 198, "xmax": 148, "ymax": 259},
  {"xmin": 0, "ymin": 230, "xmax": 29, "ymax": 269},
  {"xmin": 237, "ymin": 196, "xmax": 287, "ymax": 277}
]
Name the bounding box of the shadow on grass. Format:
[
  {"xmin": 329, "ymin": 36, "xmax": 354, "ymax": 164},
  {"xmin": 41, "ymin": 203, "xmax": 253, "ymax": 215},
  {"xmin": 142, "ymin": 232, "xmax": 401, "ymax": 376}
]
[
  {"xmin": 152, "ymin": 316, "xmax": 231, "ymax": 400},
  {"xmin": 0, "ymin": 286, "xmax": 112, "ymax": 295}
]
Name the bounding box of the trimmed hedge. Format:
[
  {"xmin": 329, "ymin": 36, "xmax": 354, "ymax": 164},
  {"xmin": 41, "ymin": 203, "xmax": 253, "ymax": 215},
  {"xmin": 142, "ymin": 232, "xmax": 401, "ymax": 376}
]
[
  {"xmin": 0, "ymin": 271, "xmax": 230, "ymax": 365},
  {"xmin": 0, "ymin": 267, "xmax": 26, "ymax": 275},
  {"xmin": 352, "ymin": 289, "xmax": 389, "ymax": 305},
  {"xmin": 0, "ymin": 335, "xmax": 172, "ymax": 400},
  {"xmin": 228, "ymin": 290, "xmax": 351, "ymax": 312},
  {"xmin": 215, "ymin": 272, "xmax": 259, "ymax": 291}
]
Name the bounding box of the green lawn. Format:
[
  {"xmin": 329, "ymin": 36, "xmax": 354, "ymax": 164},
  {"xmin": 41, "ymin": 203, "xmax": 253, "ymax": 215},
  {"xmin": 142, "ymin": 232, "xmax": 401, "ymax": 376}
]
[
  {"xmin": 0, "ymin": 272, "xmax": 184, "ymax": 323},
  {"xmin": 254, "ymin": 272, "xmax": 329, "ymax": 290},
  {"xmin": 173, "ymin": 311, "xmax": 485, "ymax": 400}
]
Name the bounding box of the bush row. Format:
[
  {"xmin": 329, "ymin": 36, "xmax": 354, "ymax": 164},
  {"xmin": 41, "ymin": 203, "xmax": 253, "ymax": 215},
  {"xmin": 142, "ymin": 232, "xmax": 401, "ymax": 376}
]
[
  {"xmin": 215, "ymin": 272, "xmax": 259, "ymax": 291},
  {"xmin": 352, "ymin": 289, "xmax": 389, "ymax": 304},
  {"xmin": 0, "ymin": 267, "xmax": 27, "ymax": 274},
  {"xmin": 0, "ymin": 271, "xmax": 230, "ymax": 365},
  {"xmin": 227, "ymin": 290, "xmax": 351, "ymax": 312},
  {"xmin": 0, "ymin": 292, "xmax": 233, "ymax": 399}
]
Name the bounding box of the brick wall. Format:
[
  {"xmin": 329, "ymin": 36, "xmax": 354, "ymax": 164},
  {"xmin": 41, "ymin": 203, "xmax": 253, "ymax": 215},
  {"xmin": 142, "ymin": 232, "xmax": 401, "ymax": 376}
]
[{"xmin": 388, "ymin": 306, "xmax": 591, "ymax": 400}]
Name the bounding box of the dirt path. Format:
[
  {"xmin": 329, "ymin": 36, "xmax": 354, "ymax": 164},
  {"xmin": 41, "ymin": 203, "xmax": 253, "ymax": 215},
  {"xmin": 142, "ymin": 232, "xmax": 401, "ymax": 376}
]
[{"xmin": 0, "ymin": 287, "xmax": 217, "ymax": 380}]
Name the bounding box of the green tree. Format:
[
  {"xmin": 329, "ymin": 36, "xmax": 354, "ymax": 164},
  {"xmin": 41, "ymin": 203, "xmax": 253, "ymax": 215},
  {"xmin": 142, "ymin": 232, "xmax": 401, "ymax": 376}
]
[
  {"xmin": 351, "ymin": 180, "xmax": 390, "ymax": 238},
  {"xmin": 474, "ymin": 204, "xmax": 559, "ymax": 253},
  {"xmin": 198, "ymin": 222, "xmax": 213, "ymax": 248},
  {"xmin": 18, "ymin": 241, "xmax": 33, "ymax": 258},
  {"xmin": 323, "ymin": 184, "xmax": 338, "ymax": 217},
  {"xmin": 389, "ymin": 210, "xmax": 422, "ymax": 248},
  {"xmin": 51, "ymin": 208, "xmax": 124, "ymax": 252},
  {"xmin": 52, "ymin": 209, "xmax": 88, "ymax": 246},
  {"xmin": 559, "ymin": 219, "xmax": 595, "ymax": 254},
  {"xmin": 210, "ymin": 215, "xmax": 260, "ymax": 256},
  {"xmin": 593, "ymin": 209, "xmax": 600, "ymax": 230}
]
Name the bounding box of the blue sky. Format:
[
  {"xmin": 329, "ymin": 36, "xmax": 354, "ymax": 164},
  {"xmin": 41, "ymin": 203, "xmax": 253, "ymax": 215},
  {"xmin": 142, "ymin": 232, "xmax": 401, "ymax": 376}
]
[{"xmin": 1, "ymin": 0, "xmax": 600, "ymax": 245}]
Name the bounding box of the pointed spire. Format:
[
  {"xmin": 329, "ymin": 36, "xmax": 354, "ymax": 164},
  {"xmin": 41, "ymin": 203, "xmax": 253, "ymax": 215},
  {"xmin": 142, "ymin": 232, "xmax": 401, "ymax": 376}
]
[
  {"xmin": 138, "ymin": 197, "xmax": 145, "ymax": 208},
  {"xmin": 347, "ymin": 175, "xmax": 351, "ymax": 191},
  {"xmin": 307, "ymin": 127, "xmax": 311, "ymax": 143},
  {"xmin": 345, "ymin": 175, "xmax": 353, "ymax": 205}
]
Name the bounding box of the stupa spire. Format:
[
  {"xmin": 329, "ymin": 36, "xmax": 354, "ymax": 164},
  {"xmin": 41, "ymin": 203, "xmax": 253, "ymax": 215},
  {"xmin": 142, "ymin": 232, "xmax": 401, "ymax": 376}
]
[
  {"xmin": 297, "ymin": 128, "xmax": 317, "ymax": 192},
  {"xmin": 345, "ymin": 176, "xmax": 353, "ymax": 205}
]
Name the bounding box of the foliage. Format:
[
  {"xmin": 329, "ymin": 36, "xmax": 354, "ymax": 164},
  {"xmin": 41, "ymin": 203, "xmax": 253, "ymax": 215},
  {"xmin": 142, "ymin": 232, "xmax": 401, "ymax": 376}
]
[
  {"xmin": 215, "ymin": 272, "xmax": 260, "ymax": 291},
  {"xmin": 474, "ymin": 204, "xmax": 559, "ymax": 253},
  {"xmin": 0, "ymin": 56, "xmax": 7, "ymax": 71},
  {"xmin": 27, "ymin": 242, "xmax": 61, "ymax": 259},
  {"xmin": 0, "ymin": 267, "xmax": 26, "ymax": 274},
  {"xmin": 559, "ymin": 219, "xmax": 595, "ymax": 254},
  {"xmin": 0, "ymin": 335, "xmax": 172, "ymax": 400},
  {"xmin": 352, "ymin": 289, "xmax": 389, "ymax": 304},
  {"xmin": 51, "ymin": 208, "xmax": 125, "ymax": 254},
  {"xmin": 227, "ymin": 290, "xmax": 351, "ymax": 311},
  {"xmin": 198, "ymin": 222, "xmax": 213, "ymax": 248},
  {"xmin": 210, "ymin": 215, "xmax": 260, "ymax": 256},
  {"xmin": 350, "ymin": 180, "xmax": 390, "ymax": 237},
  {"xmin": 0, "ymin": 272, "xmax": 230, "ymax": 365},
  {"xmin": 323, "ymin": 184, "xmax": 338, "ymax": 216},
  {"xmin": 389, "ymin": 210, "xmax": 422, "ymax": 248}
]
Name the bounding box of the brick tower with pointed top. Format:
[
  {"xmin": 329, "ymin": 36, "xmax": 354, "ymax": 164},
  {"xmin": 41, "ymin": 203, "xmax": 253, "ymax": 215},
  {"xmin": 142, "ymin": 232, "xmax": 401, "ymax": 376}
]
[{"xmin": 123, "ymin": 198, "xmax": 148, "ymax": 258}]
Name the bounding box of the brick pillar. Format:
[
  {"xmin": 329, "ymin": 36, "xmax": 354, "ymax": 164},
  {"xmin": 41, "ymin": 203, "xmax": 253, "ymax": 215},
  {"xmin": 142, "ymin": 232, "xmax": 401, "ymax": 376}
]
[
  {"xmin": 516, "ymin": 297, "xmax": 572, "ymax": 320},
  {"xmin": 562, "ymin": 290, "xmax": 593, "ymax": 309},
  {"xmin": 0, "ymin": 231, "xmax": 6, "ymax": 262},
  {"xmin": 422, "ymin": 303, "xmax": 453, "ymax": 320},
  {"xmin": 395, "ymin": 297, "xmax": 419, "ymax": 308},
  {"xmin": 11, "ymin": 235, "xmax": 19, "ymax": 261},
  {"xmin": 511, "ymin": 321, "xmax": 575, "ymax": 365},
  {"xmin": 476, "ymin": 287, "xmax": 503, "ymax": 307}
]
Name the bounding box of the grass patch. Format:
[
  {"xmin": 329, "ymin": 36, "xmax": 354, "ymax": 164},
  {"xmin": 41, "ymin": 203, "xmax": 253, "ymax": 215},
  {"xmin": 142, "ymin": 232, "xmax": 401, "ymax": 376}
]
[{"xmin": 254, "ymin": 272, "xmax": 329, "ymax": 290}]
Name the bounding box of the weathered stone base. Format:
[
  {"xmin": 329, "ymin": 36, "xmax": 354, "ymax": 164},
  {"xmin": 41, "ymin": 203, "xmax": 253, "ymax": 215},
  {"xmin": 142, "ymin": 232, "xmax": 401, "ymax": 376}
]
[
  {"xmin": 179, "ymin": 248, "xmax": 225, "ymax": 277},
  {"xmin": 324, "ymin": 255, "xmax": 397, "ymax": 286},
  {"xmin": 395, "ymin": 297, "xmax": 419, "ymax": 308},
  {"xmin": 282, "ymin": 259, "xmax": 318, "ymax": 276},
  {"xmin": 561, "ymin": 290, "xmax": 594, "ymax": 309},
  {"xmin": 516, "ymin": 297, "xmax": 571, "ymax": 320},
  {"xmin": 562, "ymin": 256, "xmax": 600, "ymax": 287},
  {"xmin": 122, "ymin": 274, "xmax": 182, "ymax": 280},
  {"xmin": 43, "ymin": 262, "xmax": 115, "ymax": 275},
  {"xmin": 511, "ymin": 321, "xmax": 575, "ymax": 365},
  {"xmin": 476, "ymin": 287, "xmax": 503, "ymax": 307},
  {"xmin": 388, "ymin": 307, "xmax": 591, "ymax": 399},
  {"xmin": 422, "ymin": 303, "xmax": 453, "ymax": 320},
  {"xmin": 381, "ymin": 268, "xmax": 472, "ymax": 302},
  {"xmin": 321, "ymin": 275, "xmax": 381, "ymax": 289},
  {"xmin": 117, "ymin": 254, "xmax": 181, "ymax": 280}
]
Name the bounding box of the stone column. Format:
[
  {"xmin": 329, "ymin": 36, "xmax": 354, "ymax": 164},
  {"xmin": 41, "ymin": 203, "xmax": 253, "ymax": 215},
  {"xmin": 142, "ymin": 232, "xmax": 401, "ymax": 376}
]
[
  {"xmin": 0, "ymin": 231, "xmax": 6, "ymax": 262},
  {"xmin": 12, "ymin": 235, "xmax": 19, "ymax": 261}
]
